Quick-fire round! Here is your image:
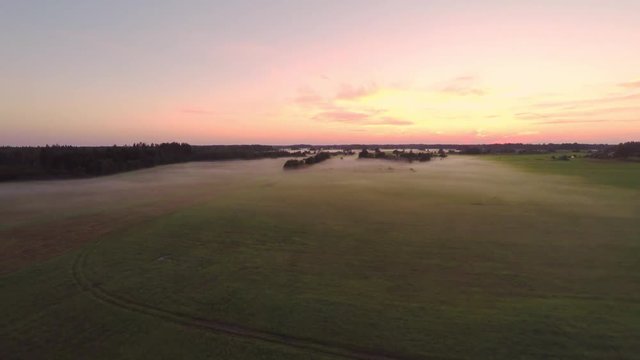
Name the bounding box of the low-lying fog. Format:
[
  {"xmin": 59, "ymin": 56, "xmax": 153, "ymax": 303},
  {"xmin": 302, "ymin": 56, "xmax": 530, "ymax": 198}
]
[
  {"xmin": 1, "ymin": 155, "xmax": 638, "ymax": 273},
  {"xmin": 2, "ymin": 155, "xmax": 637, "ymax": 228}
]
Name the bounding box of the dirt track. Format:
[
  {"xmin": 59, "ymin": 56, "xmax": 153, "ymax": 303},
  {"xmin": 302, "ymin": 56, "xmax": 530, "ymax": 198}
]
[{"xmin": 72, "ymin": 242, "xmax": 450, "ymax": 360}]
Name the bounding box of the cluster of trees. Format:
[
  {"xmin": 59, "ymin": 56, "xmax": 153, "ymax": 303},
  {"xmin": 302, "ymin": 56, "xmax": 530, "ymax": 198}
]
[
  {"xmin": 613, "ymin": 142, "xmax": 640, "ymax": 158},
  {"xmin": 358, "ymin": 149, "xmax": 381, "ymax": 159},
  {"xmin": 283, "ymin": 152, "xmax": 333, "ymax": 169},
  {"xmin": 358, "ymin": 148, "xmax": 434, "ymax": 162},
  {"xmin": 0, "ymin": 143, "xmax": 304, "ymax": 181},
  {"xmin": 588, "ymin": 142, "xmax": 640, "ymax": 159},
  {"xmin": 0, "ymin": 143, "xmax": 192, "ymax": 180},
  {"xmin": 191, "ymin": 145, "xmax": 305, "ymax": 161}
]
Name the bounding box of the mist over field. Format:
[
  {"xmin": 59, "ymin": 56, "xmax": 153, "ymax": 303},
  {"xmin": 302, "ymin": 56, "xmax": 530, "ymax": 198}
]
[{"xmin": 2, "ymin": 154, "xmax": 639, "ymax": 359}]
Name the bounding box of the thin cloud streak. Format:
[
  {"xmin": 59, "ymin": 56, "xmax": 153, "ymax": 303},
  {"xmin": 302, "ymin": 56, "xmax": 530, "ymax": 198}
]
[
  {"xmin": 295, "ymin": 85, "xmax": 412, "ymax": 126},
  {"xmin": 535, "ymin": 119, "xmax": 640, "ymax": 125},
  {"xmin": 336, "ymin": 84, "xmax": 378, "ymax": 100},
  {"xmin": 438, "ymin": 76, "xmax": 486, "ymax": 96},
  {"xmin": 516, "ymin": 106, "xmax": 640, "ymax": 120},
  {"xmin": 181, "ymin": 108, "xmax": 213, "ymax": 115},
  {"xmin": 531, "ymin": 93, "xmax": 640, "ymax": 109},
  {"xmin": 619, "ymin": 80, "xmax": 640, "ymax": 89},
  {"xmin": 313, "ymin": 110, "xmax": 412, "ymax": 126}
]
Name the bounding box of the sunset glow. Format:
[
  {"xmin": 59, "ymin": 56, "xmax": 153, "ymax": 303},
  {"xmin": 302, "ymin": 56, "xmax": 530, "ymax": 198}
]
[{"xmin": 2, "ymin": 0, "xmax": 639, "ymax": 145}]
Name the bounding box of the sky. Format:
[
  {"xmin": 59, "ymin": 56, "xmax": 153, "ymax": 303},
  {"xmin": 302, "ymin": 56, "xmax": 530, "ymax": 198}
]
[{"xmin": 1, "ymin": 0, "xmax": 640, "ymax": 145}]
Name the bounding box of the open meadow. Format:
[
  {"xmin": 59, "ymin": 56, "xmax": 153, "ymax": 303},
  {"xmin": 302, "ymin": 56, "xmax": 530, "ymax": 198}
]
[{"xmin": 1, "ymin": 155, "xmax": 639, "ymax": 359}]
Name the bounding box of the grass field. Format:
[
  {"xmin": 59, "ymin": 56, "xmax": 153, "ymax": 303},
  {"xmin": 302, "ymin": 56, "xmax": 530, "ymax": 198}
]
[
  {"xmin": 1, "ymin": 155, "xmax": 639, "ymax": 359},
  {"xmin": 486, "ymin": 152, "xmax": 640, "ymax": 189}
]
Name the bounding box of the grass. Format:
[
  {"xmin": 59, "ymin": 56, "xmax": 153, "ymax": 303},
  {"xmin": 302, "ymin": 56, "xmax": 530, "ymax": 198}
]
[
  {"xmin": 1, "ymin": 156, "xmax": 639, "ymax": 359},
  {"xmin": 485, "ymin": 152, "xmax": 640, "ymax": 189},
  {"xmin": 1, "ymin": 255, "xmax": 333, "ymax": 360}
]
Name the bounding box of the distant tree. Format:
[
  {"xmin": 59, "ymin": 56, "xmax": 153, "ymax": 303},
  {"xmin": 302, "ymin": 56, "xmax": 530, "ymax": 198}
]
[
  {"xmin": 462, "ymin": 147, "xmax": 482, "ymax": 155},
  {"xmin": 283, "ymin": 159, "xmax": 304, "ymax": 169},
  {"xmin": 358, "ymin": 149, "xmax": 371, "ymax": 158},
  {"xmin": 284, "ymin": 152, "xmax": 332, "ymax": 169},
  {"xmin": 613, "ymin": 142, "xmax": 640, "ymax": 158}
]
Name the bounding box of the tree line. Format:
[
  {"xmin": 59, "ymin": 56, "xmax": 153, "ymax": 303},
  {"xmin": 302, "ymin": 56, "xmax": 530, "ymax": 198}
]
[
  {"xmin": 588, "ymin": 142, "xmax": 640, "ymax": 159},
  {"xmin": 0, "ymin": 143, "xmax": 304, "ymax": 181},
  {"xmin": 283, "ymin": 151, "xmax": 336, "ymax": 169},
  {"xmin": 458, "ymin": 143, "xmax": 610, "ymax": 155},
  {"xmin": 358, "ymin": 148, "xmax": 438, "ymax": 162},
  {"xmin": 288, "ymin": 143, "xmax": 610, "ymax": 154}
]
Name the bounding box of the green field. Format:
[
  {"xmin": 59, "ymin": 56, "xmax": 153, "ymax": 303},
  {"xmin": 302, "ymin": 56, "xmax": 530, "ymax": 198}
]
[
  {"xmin": 1, "ymin": 155, "xmax": 639, "ymax": 359},
  {"xmin": 486, "ymin": 152, "xmax": 640, "ymax": 189}
]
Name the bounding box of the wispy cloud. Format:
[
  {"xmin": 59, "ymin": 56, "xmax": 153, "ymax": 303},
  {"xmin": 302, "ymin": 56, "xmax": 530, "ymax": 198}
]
[
  {"xmin": 514, "ymin": 112, "xmax": 546, "ymax": 120},
  {"xmin": 294, "ymin": 85, "xmax": 411, "ymax": 126},
  {"xmin": 294, "ymin": 83, "xmax": 379, "ymax": 108},
  {"xmin": 374, "ymin": 117, "xmax": 413, "ymax": 125},
  {"xmin": 473, "ymin": 128, "xmax": 487, "ymax": 137},
  {"xmin": 618, "ymin": 80, "xmax": 640, "ymax": 89},
  {"xmin": 535, "ymin": 119, "xmax": 640, "ymax": 125},
  {"xmin": 536, "ymin": 119, "xmax": 610, "ymax": 125},
  {"xmin": 335, "ymin": 83, "xmax": 378, "ymax": 100},
  {"xmin": 516, "ymin": 130, "xmax": 540, "ymax": 136},
  {"xmin": 294, "ymin": 92, "xmax": 326, "ymax": 107},
  {"xmin": 181, "ymin": 107, "xmax": 212, "ymax": 115},
  {"xmin": 439, "ymin": 76, "xmax": 486, "ymax": 96},
  {"xmin": 531, "ymin": 93, "xmax": 640, "ymax": 109},
  {"xmin": 314, "ymin": 110, "xmax": 370, "ymax": 123},
  {"xmin": 313, "ymin": 110, "xmax": 412, "ymax": 126},
  {"xmin": 516, "ymin": 106, "xmax": 640, "ymax": 121}
]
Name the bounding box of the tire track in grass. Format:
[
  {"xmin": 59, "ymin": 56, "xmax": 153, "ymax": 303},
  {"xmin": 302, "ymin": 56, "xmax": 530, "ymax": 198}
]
[{"xmin": 72, "ymin": 247, "xmax": 443, "ymax": 360}]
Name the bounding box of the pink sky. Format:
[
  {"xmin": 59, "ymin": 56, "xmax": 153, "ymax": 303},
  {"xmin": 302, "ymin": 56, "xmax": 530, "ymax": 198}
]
[{"xmin": 1, "ymin": 1, "xmax": 639, "ymax": 145}]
